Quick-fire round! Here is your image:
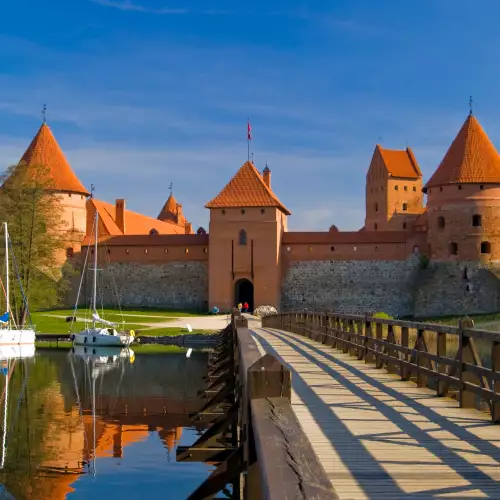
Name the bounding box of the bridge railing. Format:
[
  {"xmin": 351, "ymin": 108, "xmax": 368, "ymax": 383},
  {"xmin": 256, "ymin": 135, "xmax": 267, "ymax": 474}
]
[
  {"xmin": 262, "ymin": 312, "xmax": 500, "ymax": 423},
  {"xmin": 179, "ymin": 312, "xmax": 337, "ymax": 499}
]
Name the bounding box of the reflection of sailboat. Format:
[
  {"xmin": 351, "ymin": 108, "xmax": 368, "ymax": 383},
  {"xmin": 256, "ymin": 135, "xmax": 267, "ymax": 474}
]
[
  {"xmin": 70, "ymin": 346, "xmax": 134, "ymax": 477},
  {"xmin": 71, "ymin": 211, "xmax": 134, "ymax": 347},
  {"xmin": 0, "ymin": 344, "xmax": 35, "ymax": 471},
  {"xmin": 0, "ymin": 223, "xmax": 35, "ymax": 346}
]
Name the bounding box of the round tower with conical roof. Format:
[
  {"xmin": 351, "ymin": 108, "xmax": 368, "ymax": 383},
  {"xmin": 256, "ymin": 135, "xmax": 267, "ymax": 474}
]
[
  {"xmin": 423, "ymin": 113, "xmax": 500, "ymax": 261},
  {"xmin": 17, "ymin": 122, "xmax": 89, "ymax": 261}
]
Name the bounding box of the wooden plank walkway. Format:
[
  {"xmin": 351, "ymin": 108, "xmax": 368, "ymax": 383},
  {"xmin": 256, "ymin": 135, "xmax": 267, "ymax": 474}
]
[{"xmin": 249, "ymin": 322, "xmax": 500, "ymax": 500}]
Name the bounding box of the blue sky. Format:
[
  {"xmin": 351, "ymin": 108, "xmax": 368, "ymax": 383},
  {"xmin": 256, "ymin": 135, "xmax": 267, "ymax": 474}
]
[{"xmin": 1, "ymin": 0, "xmax": 500, "ymax": 230}]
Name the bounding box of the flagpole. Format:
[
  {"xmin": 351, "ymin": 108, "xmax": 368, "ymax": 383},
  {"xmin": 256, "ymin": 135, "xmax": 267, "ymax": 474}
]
[{"xmin": 247, "ymin": 118, "xmax": 250, "ymax": 162}]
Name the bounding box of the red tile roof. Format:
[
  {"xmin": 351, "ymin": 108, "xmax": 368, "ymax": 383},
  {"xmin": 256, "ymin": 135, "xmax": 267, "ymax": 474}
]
[
  {"xmin": 82, "ymin": 233, "xmax": 208, "ymax": 247},
  {"xmin": 158, "ymin": 193, "xmax": 178, "ymax": 223},
  {"xmin": 377, "ymin": 145, "xmax": 422, "ymax": 179},
  {"xmin": 88, "ymin": 198, "xmax": 190, "ymax": 239},
  {"xmin": 19, "ymin": 123, "xmax": 89, "ymax": 195},
  {"xmin": 425, "ymin": 114, "xmax": 500, "ymax": 189},
  {"xmin": 205, "ymin": 161, "xmax": 291, "ymax": 215}
]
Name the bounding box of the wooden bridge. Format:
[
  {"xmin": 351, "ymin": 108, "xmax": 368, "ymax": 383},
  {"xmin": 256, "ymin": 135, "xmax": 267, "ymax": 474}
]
[{"xmin": 180, "ymin": 311, "xmax": 500, "ymax": 499}]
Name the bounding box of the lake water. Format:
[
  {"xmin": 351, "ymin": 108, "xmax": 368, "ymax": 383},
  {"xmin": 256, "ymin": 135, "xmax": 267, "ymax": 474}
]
[{"xmin": 0, "ymin": 346, "xmax": 212, "ymax": 499}]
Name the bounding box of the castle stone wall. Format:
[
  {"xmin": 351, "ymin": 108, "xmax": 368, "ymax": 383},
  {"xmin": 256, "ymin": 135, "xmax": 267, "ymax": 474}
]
[
  {"xmin": 413, "ymin": 261, "xmax": 500, "ymax": 317},
  {"xmin": 79, "ymin": 262, "xmax": 208, "ymax": 310},
  {"xmin": 281, "ymin": 258, "xmax": 420, "ymax": 317}
]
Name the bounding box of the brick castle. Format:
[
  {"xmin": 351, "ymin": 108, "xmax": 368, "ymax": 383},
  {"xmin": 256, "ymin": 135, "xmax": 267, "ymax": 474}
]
[{"xmin": 9, "ymin": 111, "xmax": 500, "ymax": 317}]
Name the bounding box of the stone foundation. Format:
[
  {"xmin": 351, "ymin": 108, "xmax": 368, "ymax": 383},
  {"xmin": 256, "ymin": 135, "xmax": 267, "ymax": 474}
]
[
  {"xmin": 281, "ymin": 258, "xmax": 420, "ymax": 317},
  {"xmin": 78, "ymin": 262, "xmax": 208, "ymax": 311}
]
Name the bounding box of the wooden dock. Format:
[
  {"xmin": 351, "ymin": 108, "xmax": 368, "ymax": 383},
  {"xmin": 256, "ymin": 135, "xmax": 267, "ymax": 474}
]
[{"xmin": 252, "ymin": 317, "xmax": 500, "ymax": 499}]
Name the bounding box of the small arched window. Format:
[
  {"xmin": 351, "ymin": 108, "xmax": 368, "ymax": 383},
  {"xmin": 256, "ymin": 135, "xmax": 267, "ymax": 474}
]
[
  {"xmin": 403, "ymin": 222, "xmax": 407, "ymax": 229},
  {"xmin": 149, "ymin": 228, "xmax": 159, "ymax": 235},
  {"xmin": 402, "ymin": 203, "xmax": 408, "ymax": 211},
  {"xmin": 437, "ymin": 216, "xmax": 445, "ymax": 229},
  {"xmin": 375, "ymin": 202, "xmax": 378, "ymax": 212},
  {"xmin": 374, "ymin": 223, "xmax": 378, "ymax": 230},
  {"xmin": 239, "ymin": 229, "xmax": 247, "ymax": 246},
  {"xmin": 449, "ymin": 242, "xmax": 458, "ymax": 256},
  {"xmin": 481, "ymin": 241, "xmax": 491, "ymax": 254},
  {"xmin": 472, "ymin": 214, "xmax": 482, "ymax": 227},
  {"xmin": 413, "ymin": 186, "xmax": 416, "ymax": 192}
]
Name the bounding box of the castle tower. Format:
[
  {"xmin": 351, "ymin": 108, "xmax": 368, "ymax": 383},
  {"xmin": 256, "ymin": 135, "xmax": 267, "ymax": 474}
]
[
  {"xmin": 158, "ymin": 192, "xmax": 192, "ymax": 233},
  {"xmin": 424, "ymin": 113, "xmax": 500, "ymax": 260},
  {"xmin": 205, "ymin": 161, "xmax": 290, "ymax": 312},
  {"xmin": 365, "ymin": 145, "xmax": 424, "ymax": 231},
  {"xmin": 17, "ymin": 122, "xmax": 89, "ymax": 260}
]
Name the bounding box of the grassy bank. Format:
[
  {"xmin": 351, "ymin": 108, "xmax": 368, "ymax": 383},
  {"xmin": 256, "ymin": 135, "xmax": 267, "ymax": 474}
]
[
  {"xmin": 414, "ymin": 311, "xmax": 500, "ymax": 326},
  {"xmin": 30, "ymin": 308, "xmax": 212, "ymax": 334}
]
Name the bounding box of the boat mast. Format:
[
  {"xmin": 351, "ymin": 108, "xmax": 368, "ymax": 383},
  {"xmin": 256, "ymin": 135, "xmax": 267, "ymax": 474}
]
[
  {"xmin": 4, "ymin": 223, "xmax": 9, "ymax": 329},
  {"xmin": 92, "ymin": 212, "xmax": 99, "ymax": 328},
  {"xmin": 92, "ymin": 362, "xmax": 97, "ymax": 477}
]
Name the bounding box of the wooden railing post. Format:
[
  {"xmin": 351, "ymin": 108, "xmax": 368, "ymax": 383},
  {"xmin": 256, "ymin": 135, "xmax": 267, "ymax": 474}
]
[
  {"xmin": 436, "ymin": 332, "xmax": 447, "ymax": 396},
  {"xmin": 375, "ymin": 322, "xmax": 383, "ymax": 368},
  {"xmin": 364, "ymin": 315, "xmax": 373, "ymax": 363},
  {"xmin": 492, "ymin": 341, "xmax": 500, "ymax": 422}
]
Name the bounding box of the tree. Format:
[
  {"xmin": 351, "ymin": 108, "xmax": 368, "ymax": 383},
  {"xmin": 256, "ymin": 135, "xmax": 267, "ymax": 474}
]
[{"xmin": 0, "ymin": 162, "xmax": 72, "ymax": 326}]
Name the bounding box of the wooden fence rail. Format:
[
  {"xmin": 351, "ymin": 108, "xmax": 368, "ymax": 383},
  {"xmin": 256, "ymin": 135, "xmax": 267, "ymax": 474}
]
[
  {"xmin": 262, "ymin": 312, "xmax": 500, "ymax": 423},
  {"xmin": 179, "ymin": 312, "xmax": 337, "ymax": 499}
]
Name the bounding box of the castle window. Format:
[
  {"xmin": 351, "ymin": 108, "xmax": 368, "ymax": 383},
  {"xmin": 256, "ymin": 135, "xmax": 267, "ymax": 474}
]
[
  {"xmin": 458, "ymin": 185, "xmax": 463, "ymax": 190},
  {"xmin": 260, "ymin": 208, "xmax": 265, "ymax": 214},
  {"xmin": 413, "ymin": 186, "xmax": 416, "ymax": 192},
  {"xmin": 481, "ymin": 241, "xmax": 491, "ymax": 254},
  {"xmin": 480, "ymin": 184, "xmax": 485, "ymax": 190},
  {"xmin": 402, "ymin": 203, "xmax": 408, "ymax": 211},
  {"xmin": 437, "ymin": 216, "xmax": 445, "ymax": 229},
  {"xmin": 381, "ymin": 186, "xmax": 384, "ymax": 191},
  {"xmin": 404, "ymin": 186, "xmax": 408, "ymax": 191},
  {"xmin": 239, "ymin": 229, "xmax": 247, "ymax": 246},
  {"xmin": 375, "ymin": 246, "xmax": 379, "ymax": 252},
  {"xmin": 394, "ymin": 185, "xmax": 399, "ymax": 191},
  {"xmin": 308, "ymin": 246, "xmax": 313, "ymax": 252},
  {"xmin": 221, "ymin": 209, "xmax": 226, "ymax": 215},
  {"xmin": 413, "ymin": 245, "xmax": 420, "ymax": 254},
  {"xmin": 125, "ymin": 249, "xmax": 129, "ymax": 254},
  {"xmin": 330, "ymin": 246, "xmax": 335, "ymax": 252},
  {"xmin": 286, "ymin": 247, "xmax": 291, "ymax": 252},
  {"xmin": 203, "ymin": 248, "xmax": 208, "ymax": 253},
  {"xmin": 353, "ymin": 246, "xmax": 357, "ymax": 251},
  {"xmin": 144, "ymin": 249, "xmax": 148, "ymax": 254},
  {"xmin": 185, "ymin": 248, "xmax": 189, "ymax": 254},
  {"xmin": 68, "ymin": 193, "xmax": 72, "ymax": 198},
  {"xmin": 164, "ymin": 248, "xmax": 168, "ymax": 254},
  {"xmin": 375, "ymin": 202, "xmax": 378, "ymax": 212},
  {"xmin": 66, "ymin": 247, "xmax": 74, "ymax": 258},
  {"xmin": 374, "ymin": 223, "xmax": 378, "ymax": 230},
  {"xmin": 403, "ymin": 222, "xmax": 407, "ymax": 229},
  {"xmin": 241, "ymin": 209, "xmax": 246, "ymax": 215},
  {"xmin": 440, "ymin": 187, "xmax": 443, "ymax": 192},
  {"xmin": 472, "ymin": 214, "xmax": 482, "ymax": 227},
  {"xmin": 149, "ymin": 228, "xmax": 159, "ymax": 235},
  {"xmin": 107, "ymin": 249, "xmax": 111, "ymax": 254},
  {"xmin": 449, "ymin": 242, "xmax": 458, "ymax": 256}
]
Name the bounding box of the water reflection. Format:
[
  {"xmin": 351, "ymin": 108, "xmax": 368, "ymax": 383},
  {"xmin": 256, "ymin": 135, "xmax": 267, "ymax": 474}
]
[{"xmin": 0, "ymin": 345, "xmax": 210, "ymax": 499}]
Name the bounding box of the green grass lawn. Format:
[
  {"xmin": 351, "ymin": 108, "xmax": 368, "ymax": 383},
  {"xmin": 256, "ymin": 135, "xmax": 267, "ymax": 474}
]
[{"xmin": 30, "ymin": 308, "xmax": 210, "ymax": 334}]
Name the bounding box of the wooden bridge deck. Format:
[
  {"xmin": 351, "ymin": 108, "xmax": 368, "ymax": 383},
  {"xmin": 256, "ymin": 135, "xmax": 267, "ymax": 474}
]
[{"xmin": 249, "ymin": 322, "xmax": 500, "ymax": 500}]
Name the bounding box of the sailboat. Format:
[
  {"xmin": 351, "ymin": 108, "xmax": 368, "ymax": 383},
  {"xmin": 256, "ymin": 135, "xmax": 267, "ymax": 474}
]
[
  {"xmin": 0, "ymin": 223, "xmax": 35, "ymax": 346},
  {"xmin": 72, "ymin": 211, "xmax": 134, "ymax": 347}
]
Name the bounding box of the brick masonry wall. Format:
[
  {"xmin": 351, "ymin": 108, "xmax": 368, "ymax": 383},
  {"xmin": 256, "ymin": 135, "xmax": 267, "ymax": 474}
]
[
  {"xmin": 77, "ymin": 262, "xmax": 208, "ymax": 310},
  {"xmin": 413, "ymin": 261, "xmax": 500, "ymax": 317},
  {"xmin": 281, "ymin": 257, "xmax": 420, "ymax": 317}
]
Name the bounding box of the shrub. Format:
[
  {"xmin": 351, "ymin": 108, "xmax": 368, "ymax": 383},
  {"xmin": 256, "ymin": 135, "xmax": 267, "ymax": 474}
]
[{"xmin": 419, "ymin": 254, "xmax": 430, "ymax": 270}]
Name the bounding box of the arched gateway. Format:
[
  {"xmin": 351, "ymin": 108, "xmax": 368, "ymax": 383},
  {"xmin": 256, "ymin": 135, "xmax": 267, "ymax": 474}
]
[{"xmin": 234, "ymin": 279, "xmax": 254, "ymax": 312}]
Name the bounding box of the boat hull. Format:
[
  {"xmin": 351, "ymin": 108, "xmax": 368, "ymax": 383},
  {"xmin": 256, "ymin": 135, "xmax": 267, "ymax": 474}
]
[
  {"xmin": 72, "ymin": 332, "xmax": 133, "ymax": 347},
  {"xmin": 0, "ymin": 329, "xmax": 35, "ymax": 346}
]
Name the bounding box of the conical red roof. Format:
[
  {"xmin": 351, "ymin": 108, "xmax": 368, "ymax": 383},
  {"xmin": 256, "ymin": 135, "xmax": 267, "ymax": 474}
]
[
  {"xmin": 18, "ymin": 123, "xmax": 89, "ymax": 195},
  {"xmin": 205, "ymin": 161, "xmax": 290, "ymax": 214},
  {"xmin": 158, "ymin": 192, "xmax": 178, "ymax": 223},
  {"xmin": 425, "ymin": 114, "xmax": 500, "ymax": 189}
]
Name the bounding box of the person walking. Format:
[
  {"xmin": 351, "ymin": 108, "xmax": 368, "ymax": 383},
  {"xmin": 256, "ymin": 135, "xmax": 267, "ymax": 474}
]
[
  {"xmin": 237, "ymin": 302, "xmax": 242, "ymax": 312},
  {"xmin": 243, "ymin": 302, "xmax": 249, "ymax": 313}
]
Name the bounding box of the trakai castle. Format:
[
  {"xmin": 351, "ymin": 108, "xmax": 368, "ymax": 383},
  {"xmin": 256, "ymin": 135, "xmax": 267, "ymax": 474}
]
[{"xmin": 9, "ymin": 112, "xmax": 500, "ymax": 317}]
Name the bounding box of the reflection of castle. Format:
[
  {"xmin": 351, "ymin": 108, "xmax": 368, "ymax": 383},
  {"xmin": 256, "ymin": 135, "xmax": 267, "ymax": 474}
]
[{"xmin": 11, "ymin": 111, "xmax": 500, "ymax": 316}]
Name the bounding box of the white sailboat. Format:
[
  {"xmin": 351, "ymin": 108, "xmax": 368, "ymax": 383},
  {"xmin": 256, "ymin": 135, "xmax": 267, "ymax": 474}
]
[
  {"xmin": 72, "ymin": 211, "xmax": 134, "ymax": 347},
  {"xmin": 0, "ymin": 223, "xmax": 35, "ymax": 346}
]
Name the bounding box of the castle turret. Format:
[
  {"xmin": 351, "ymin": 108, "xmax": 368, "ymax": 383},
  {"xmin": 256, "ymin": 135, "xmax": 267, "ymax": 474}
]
[
  {"xmin": 423, "ymin": 113, "xmax": 500, "ymax": 260},
  {"xmin": 16, "ymin": 122, "xmax": 89, "ymax": 260},
  {"xmin": 365, "ymin": 145, "xmax": 424, "ymax": 231}
]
